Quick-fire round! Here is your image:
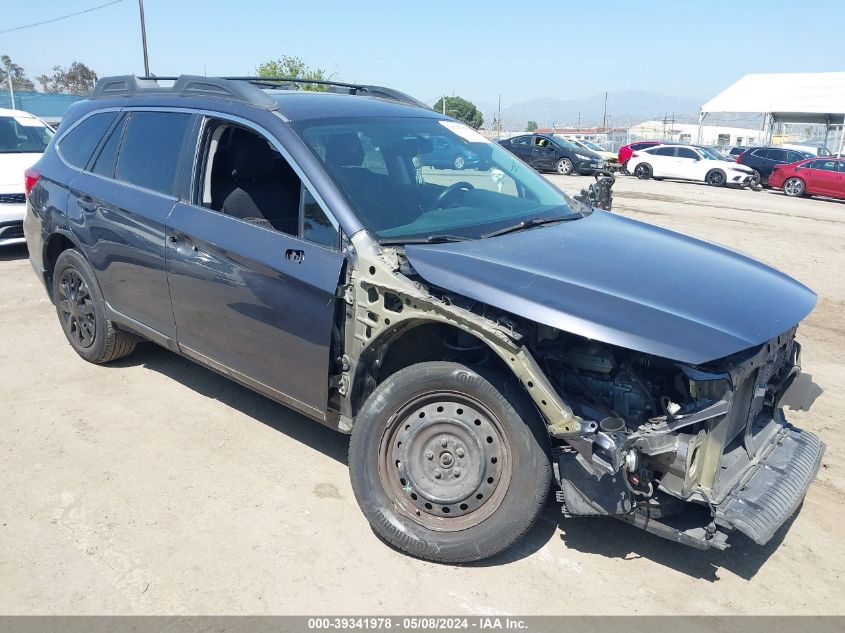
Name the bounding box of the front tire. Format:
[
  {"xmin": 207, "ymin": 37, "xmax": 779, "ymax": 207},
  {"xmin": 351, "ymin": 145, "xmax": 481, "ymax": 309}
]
[
  {"xmin": 52, "ymin": 249, "xmax": 136, "ymax": 364},
  {"xmin": 349, "ymin": 361, "xmax": 551, "ymax": 563},
  {"xmin": 705, "ymin": 169, "xmax": 726, "ymax": 187},
  {"xmin": 783, "ymin": 177, "xmax": 805, "ymax": 197},
  {"xmin": 453, "ymin": 154, "xmax": 465, "ymax": 170},
  {"xmin": 634, "ymin": 163, "xmax": 652, "ymax": 179},
  {"xmin": 556, "ymin": 158, "xmax": 573, "ymax": 175}
]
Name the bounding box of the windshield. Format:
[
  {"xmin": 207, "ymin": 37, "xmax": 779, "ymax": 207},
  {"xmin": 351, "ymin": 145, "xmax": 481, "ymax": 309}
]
[
  {"xmin": 295, "ymin": 116, "xmax": 584, "ymax": 242},
  {"xmin": 699, "ymin": 147, "xmax": 728, "ymax": 161},
  {"xmin": 577, "ymin": 139, "xmax": 604, "ymax": 152},
  {"xmin": 0, "ymin": 116, "xmax": 53, "ymax": 154}
]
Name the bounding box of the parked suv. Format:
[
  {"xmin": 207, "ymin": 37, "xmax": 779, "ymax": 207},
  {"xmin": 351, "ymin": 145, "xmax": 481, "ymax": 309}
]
[
  {"xmin": 1, "ymin": 108, "xmax": 53, "ymax": 246},
  {"xmin": 736, "ymin": 147, "xmax": 813, "ymax": 187},
  {"xmin": 499, "ymin": 134, "xmax": 604, "ymax": 175},
  {"xmin": 25, "ymin": 75, "xmax": 824, "ymax": 563}
]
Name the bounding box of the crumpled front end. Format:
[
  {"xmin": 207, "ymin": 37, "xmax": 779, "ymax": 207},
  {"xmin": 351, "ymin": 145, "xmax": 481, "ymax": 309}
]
[{"xmin": 540, "ymin": 326, "xmax": 824, "ymax": 549}]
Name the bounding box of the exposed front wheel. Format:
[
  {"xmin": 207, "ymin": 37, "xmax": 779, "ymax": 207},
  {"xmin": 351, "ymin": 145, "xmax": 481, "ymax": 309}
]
[
  {"xmin": 349, "ymin": 361, "xmax": 551, "ymax": 563},
  {"xmin": 52, "ymin": 249, "xmax": 137, "ymax": 364},
  {"xmin": 634, "ymin": 163, "xmax": 652, "ymax": 179},
  {"xmin": 453, "ymin": 154, "xmax": 465, "ymax": 170},
  {"xmin": 783, "ymin": 177, "xmax": 805, "ymax": 197},
  {"xmin": 556, "ymin": 158, "xmax": 573, "ymax": 175}
]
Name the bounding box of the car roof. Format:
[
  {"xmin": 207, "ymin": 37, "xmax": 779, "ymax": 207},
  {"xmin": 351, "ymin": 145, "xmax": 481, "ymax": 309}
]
[{"xmin": 0, "ymin": 107, "xmax": 43, "ymax": 119}]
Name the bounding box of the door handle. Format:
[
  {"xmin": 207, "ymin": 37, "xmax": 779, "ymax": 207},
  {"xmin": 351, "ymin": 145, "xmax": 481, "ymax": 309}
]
[
  {"xmin": 78, "ymin": 198, "xmax": 98, "ymax": 213},
  {"xmin": 285, "ymin": 249, "xmax": 305, "ymax": 264}
]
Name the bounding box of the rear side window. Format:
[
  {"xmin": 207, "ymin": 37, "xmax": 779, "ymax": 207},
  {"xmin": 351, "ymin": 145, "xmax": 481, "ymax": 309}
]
[
  {"xmin": 91, "ymin": 115, "xmax": 126, "ymax": 178},
  {"xmin": 752, "ymin": 149, "xmax": 772, "ymax": 159},
  {"xmin": 115, "ymin": 111, "xmax": 192, "ymax": 196},
  {"xmin": 59, "ymin": 112, "xmax": 118, "ymax": 169},
  {"xmin": 786, "ymin": 151, "xmax": 806, "ymax": 163},
  {"xmin": 653, "ymin": 147, "xmax": 675, "ymax": 157}
]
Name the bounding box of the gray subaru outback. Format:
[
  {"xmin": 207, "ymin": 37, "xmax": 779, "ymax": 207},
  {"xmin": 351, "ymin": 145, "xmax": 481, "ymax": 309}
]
[{"xmin": 24, "ymin": 75, "xmax": 824, "ymax": 562}]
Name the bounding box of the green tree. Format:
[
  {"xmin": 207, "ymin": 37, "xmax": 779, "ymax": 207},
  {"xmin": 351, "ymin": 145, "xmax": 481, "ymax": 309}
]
[
  {"xmin": 525, "ymin": 120, "xmax": 538, "ymax": 132},
  {"xmin": 432, "ymin": 96, "xmax": 484, "ymax": 129},
  {"xmin": 37, "ymin": 62, "xmax": 98, "ymax": 96},
  {"xmin": 256, "ymin": 55, "xmax": 330, "ymax": 91},
  {"xmin": 0, "ymin": 55, "xmax": 35, "ymax": 92}
]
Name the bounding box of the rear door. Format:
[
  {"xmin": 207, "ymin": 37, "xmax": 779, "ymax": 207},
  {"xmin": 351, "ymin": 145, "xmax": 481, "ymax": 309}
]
[
  {"xmin": 165, "ymin": 116, "xmax": 344, "ymax": 420},
  {"xmin": 802, "ymin": 159, "xmax": 840, "ymax": 196},
  {"xmin": 647, "ymin": 146, "xmax": 677, "ymax": 177},
  {"xmin": 64, "ymin": 109, "xmax": 194, "ymax": 340},
  {"xmin": 507, "ymin": 136, "xmax": 533, "ymax": 162}
]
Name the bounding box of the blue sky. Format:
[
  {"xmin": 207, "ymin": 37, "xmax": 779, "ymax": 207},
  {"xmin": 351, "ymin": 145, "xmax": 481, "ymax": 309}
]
[{"xmin": 2, "ymin": 0, "xmax": 842, "ymax": 106}]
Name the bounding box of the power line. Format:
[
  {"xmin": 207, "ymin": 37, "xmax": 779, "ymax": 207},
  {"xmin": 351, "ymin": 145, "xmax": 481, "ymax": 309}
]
[{"xmin": 0, "ymin": 0, "xmax": 126, "ymax": 36}]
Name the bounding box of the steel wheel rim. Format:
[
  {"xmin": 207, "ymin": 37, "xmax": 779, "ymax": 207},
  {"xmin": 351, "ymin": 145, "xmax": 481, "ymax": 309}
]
[
  {"xmin": 785, "ymin": 178, "xmax": 802, "ymax": 195},
  {"xmin": 378, "ymin": 390, "xmax": 512, "ymax": 532},
  {"xmin": 58, "ymin": 268, "xmax": 96, "ymax": 348},
  {"xmin": 558, "ymin": 159, "xmax": 572, "ymax": 174},
  {"xmin": 454, "ymin": 156, "xmax": 465, "ymax": 169}
]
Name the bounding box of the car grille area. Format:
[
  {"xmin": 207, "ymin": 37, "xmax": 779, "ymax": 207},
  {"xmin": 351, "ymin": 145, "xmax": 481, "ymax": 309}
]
[
  {"xmin": 0, "ymin": 193, "xmax": 26, "ymax": 204},
  {"xmin": 714, "ymin": 427, "xmax": 825, "ymax": 544}
]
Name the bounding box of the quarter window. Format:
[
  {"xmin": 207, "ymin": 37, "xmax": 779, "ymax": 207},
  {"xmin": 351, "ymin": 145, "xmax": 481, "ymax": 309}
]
[
  {"xmin": 115, "ymin": 111, "xmax": 192, "ymax": 196},
  {"xmin": 59, "ymin": 111, "xmax": 118, "ymax": 169},
  {"xmin": 653, "ymin": 147, "xmax": 676, "ymax": 157}
]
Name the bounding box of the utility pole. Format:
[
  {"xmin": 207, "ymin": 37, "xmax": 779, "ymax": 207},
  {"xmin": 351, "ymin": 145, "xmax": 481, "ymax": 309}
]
[
  {"xmin": 442, "ymin": 95, "xmax": 446, "ymax": 115},
  {"xmin": 497, "ymin": 94, "xmax": 502, "ymax": 139},
  {"xmin": 5, "ymin": 60, "xmax": 14, "ymax": 110},
  {"xmin": 138, "ymin": 0, "xmax": 150, "ymax": 76},
  {"xmin": 602, "ymin": 91, "xmax": 607, "ymax": 130}
]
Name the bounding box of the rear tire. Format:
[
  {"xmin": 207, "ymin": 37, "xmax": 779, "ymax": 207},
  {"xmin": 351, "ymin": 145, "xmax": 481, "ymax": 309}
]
[
  {"xmin": 453, "ymin": 154, "xmax": 465, "ymax": 170},
  {"xmin": 52, "ymin": 249, "xmax": 136, "ymax": 364},
  {"xmin": 348, "ymin": 361, "xmax": 551, "ymax": 563},
  {"xmin": 783, "ymin": 177, "xmax": 805, "ymax": 197},
  {"xmin": 634, "ymin": 163, "xmax": 652, "ymax": 179}
]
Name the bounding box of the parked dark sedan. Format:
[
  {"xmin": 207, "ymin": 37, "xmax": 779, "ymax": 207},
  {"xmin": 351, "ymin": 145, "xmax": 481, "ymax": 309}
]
[
  {"xmin": 419, "ymin": 134, "xmax": 484, "ymax": 170},
  {"xmin": 736, "ymin": 146, "xmax": 814, "ymax": 187},
  {"xmin": 499, "ymin": 134, "xmax": 604, "ymax": 175},
  {"xmin": 24, "ymin": 74, "xmax": 824, "ymax": 564}
]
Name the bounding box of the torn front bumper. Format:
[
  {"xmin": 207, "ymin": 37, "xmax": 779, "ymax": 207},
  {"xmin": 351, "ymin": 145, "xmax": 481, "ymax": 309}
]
[{"xmin": 713, "ymin": 424, "xmax": 824, "ymax": 544}]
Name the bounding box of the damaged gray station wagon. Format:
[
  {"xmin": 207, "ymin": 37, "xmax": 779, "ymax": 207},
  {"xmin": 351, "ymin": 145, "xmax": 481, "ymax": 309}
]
[{"xmin": 24, "ymin": 75, "xmax": 824, "ymax": 562}]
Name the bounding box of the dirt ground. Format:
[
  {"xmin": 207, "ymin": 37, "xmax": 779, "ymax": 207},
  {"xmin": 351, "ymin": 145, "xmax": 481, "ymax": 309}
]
[{"xmin": 1, "ymin": 175, "xmax": 843, "ymax": 615}]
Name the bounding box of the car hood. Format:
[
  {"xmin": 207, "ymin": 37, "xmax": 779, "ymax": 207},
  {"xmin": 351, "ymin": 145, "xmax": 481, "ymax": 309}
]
[
  {"xmin": 0, "ymin": 152, "xmax": 42, "ymax": 188},
  {"xmin": 404, "ymin": 211, "xmax": 816, "ymax": 364}
]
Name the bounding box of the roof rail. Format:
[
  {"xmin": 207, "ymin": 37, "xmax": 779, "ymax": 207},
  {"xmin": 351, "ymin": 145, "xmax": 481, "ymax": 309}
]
[
  {"xmin": 90, "ymin": 75, "xmax": 280, "ymax": 110},
  {"xmin": 90, "ymin": 75, "xmax": 431, "ymax": 111}
]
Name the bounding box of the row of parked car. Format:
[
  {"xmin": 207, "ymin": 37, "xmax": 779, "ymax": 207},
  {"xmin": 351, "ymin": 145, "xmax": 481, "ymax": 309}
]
[{"xmin": 612, "ymin": 139, "xmax": 844, "ymax": 200}]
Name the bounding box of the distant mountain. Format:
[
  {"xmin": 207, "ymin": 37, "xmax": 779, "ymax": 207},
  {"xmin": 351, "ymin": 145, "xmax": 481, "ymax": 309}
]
[{"xmin": 479, "ymin": 91, "xmax": 707, "ymax": 131}]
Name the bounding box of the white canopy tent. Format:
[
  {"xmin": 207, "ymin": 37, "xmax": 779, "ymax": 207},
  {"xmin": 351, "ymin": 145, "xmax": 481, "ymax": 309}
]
[{"xmin": 698, "ymin": 72, "xmax": 845, "ymax": 154}]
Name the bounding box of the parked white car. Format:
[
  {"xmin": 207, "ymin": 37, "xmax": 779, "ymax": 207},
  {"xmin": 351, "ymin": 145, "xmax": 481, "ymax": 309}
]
[
  {"xmin": 628, "ymin": 144, "xmax": 754, "ymax": 187},
  {"xmin": 1, "ymin": 108, "xmax": 54, "ymax": 246}
]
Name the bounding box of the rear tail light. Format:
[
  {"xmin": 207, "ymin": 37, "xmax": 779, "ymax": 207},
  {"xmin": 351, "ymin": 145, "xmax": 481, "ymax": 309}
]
[
  {"xmin": 735, "ymin": 153, "xmax": 743, "ymax": 164},
  {"xmin": 24, "ymin": 168, "xmax": 40, "ymax": 197}
]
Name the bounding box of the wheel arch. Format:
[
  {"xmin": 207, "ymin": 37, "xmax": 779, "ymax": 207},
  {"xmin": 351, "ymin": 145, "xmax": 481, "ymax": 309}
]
[{"xmin": 43, "ymin": 231, "xmax": 83, "ymax": 300}]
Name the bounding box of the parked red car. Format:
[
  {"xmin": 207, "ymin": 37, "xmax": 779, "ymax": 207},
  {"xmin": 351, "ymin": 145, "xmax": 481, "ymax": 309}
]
[{"xmin": 768, "ymin": 157, "xmax": 845, "ymax": 200}]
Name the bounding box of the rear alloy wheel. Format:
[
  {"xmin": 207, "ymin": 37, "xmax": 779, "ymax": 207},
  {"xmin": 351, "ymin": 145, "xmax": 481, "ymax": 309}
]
[
  {"xmin": 556, "ymin": 158, "xmax": 574, "ymax": 175},
  {"xmin": 705, "ymin": 169, "xmax": 726, "ymax": 187},
  {"xmin": 634, "ymin": 163, "xmax": 652, "ymax": 179},
  {"xmin": 52, "ymin": 249, "xmax": 136, "ymax": 364},
  {"xmin": 349, "ymin": 361, "xmax": 551, "ymax": 563},
  {"xmin": 453, "ymin": 154, "xmax": 465, "ymax": 170},
  {"xmin": 783, "ymin": 177, "xmax": 805, "ymax": 197}
]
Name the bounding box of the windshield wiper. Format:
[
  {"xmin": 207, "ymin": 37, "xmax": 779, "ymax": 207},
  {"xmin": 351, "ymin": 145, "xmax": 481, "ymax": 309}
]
[
  {"xmin": 481, "ymin": 215, "xmax": 580, "ymax": 239},
  {"xmin": 379, "ymin": 234, "xmax": 472, "ymax": 245}
]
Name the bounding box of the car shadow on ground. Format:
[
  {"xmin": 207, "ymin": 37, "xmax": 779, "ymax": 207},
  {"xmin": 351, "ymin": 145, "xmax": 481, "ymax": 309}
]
[
  {"xmin": 115, "ymin": 343, "xmax": 792, "ymax": 575},
  {"xmin": 0, "ymin": 244, "xmax": 28, "ymax": 261},
  {"xmin": 114, "ymin": 342, "xmax": 350, "ymax": 465}
]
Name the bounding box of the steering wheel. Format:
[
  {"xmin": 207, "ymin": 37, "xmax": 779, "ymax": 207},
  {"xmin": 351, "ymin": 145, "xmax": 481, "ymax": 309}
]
[{"xmin": 432, "ymin": 181, "xmax": 475, "ymax": 210}]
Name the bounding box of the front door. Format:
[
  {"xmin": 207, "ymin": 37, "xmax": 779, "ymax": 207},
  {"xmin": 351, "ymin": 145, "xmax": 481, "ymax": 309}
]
[
  {"xmin": 166, "ymin": 118, "xmax": 344, "ymax": 420},
  {"xmin": 530, "ymin": 136, "xmax": 557, "ymax": 170}
]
